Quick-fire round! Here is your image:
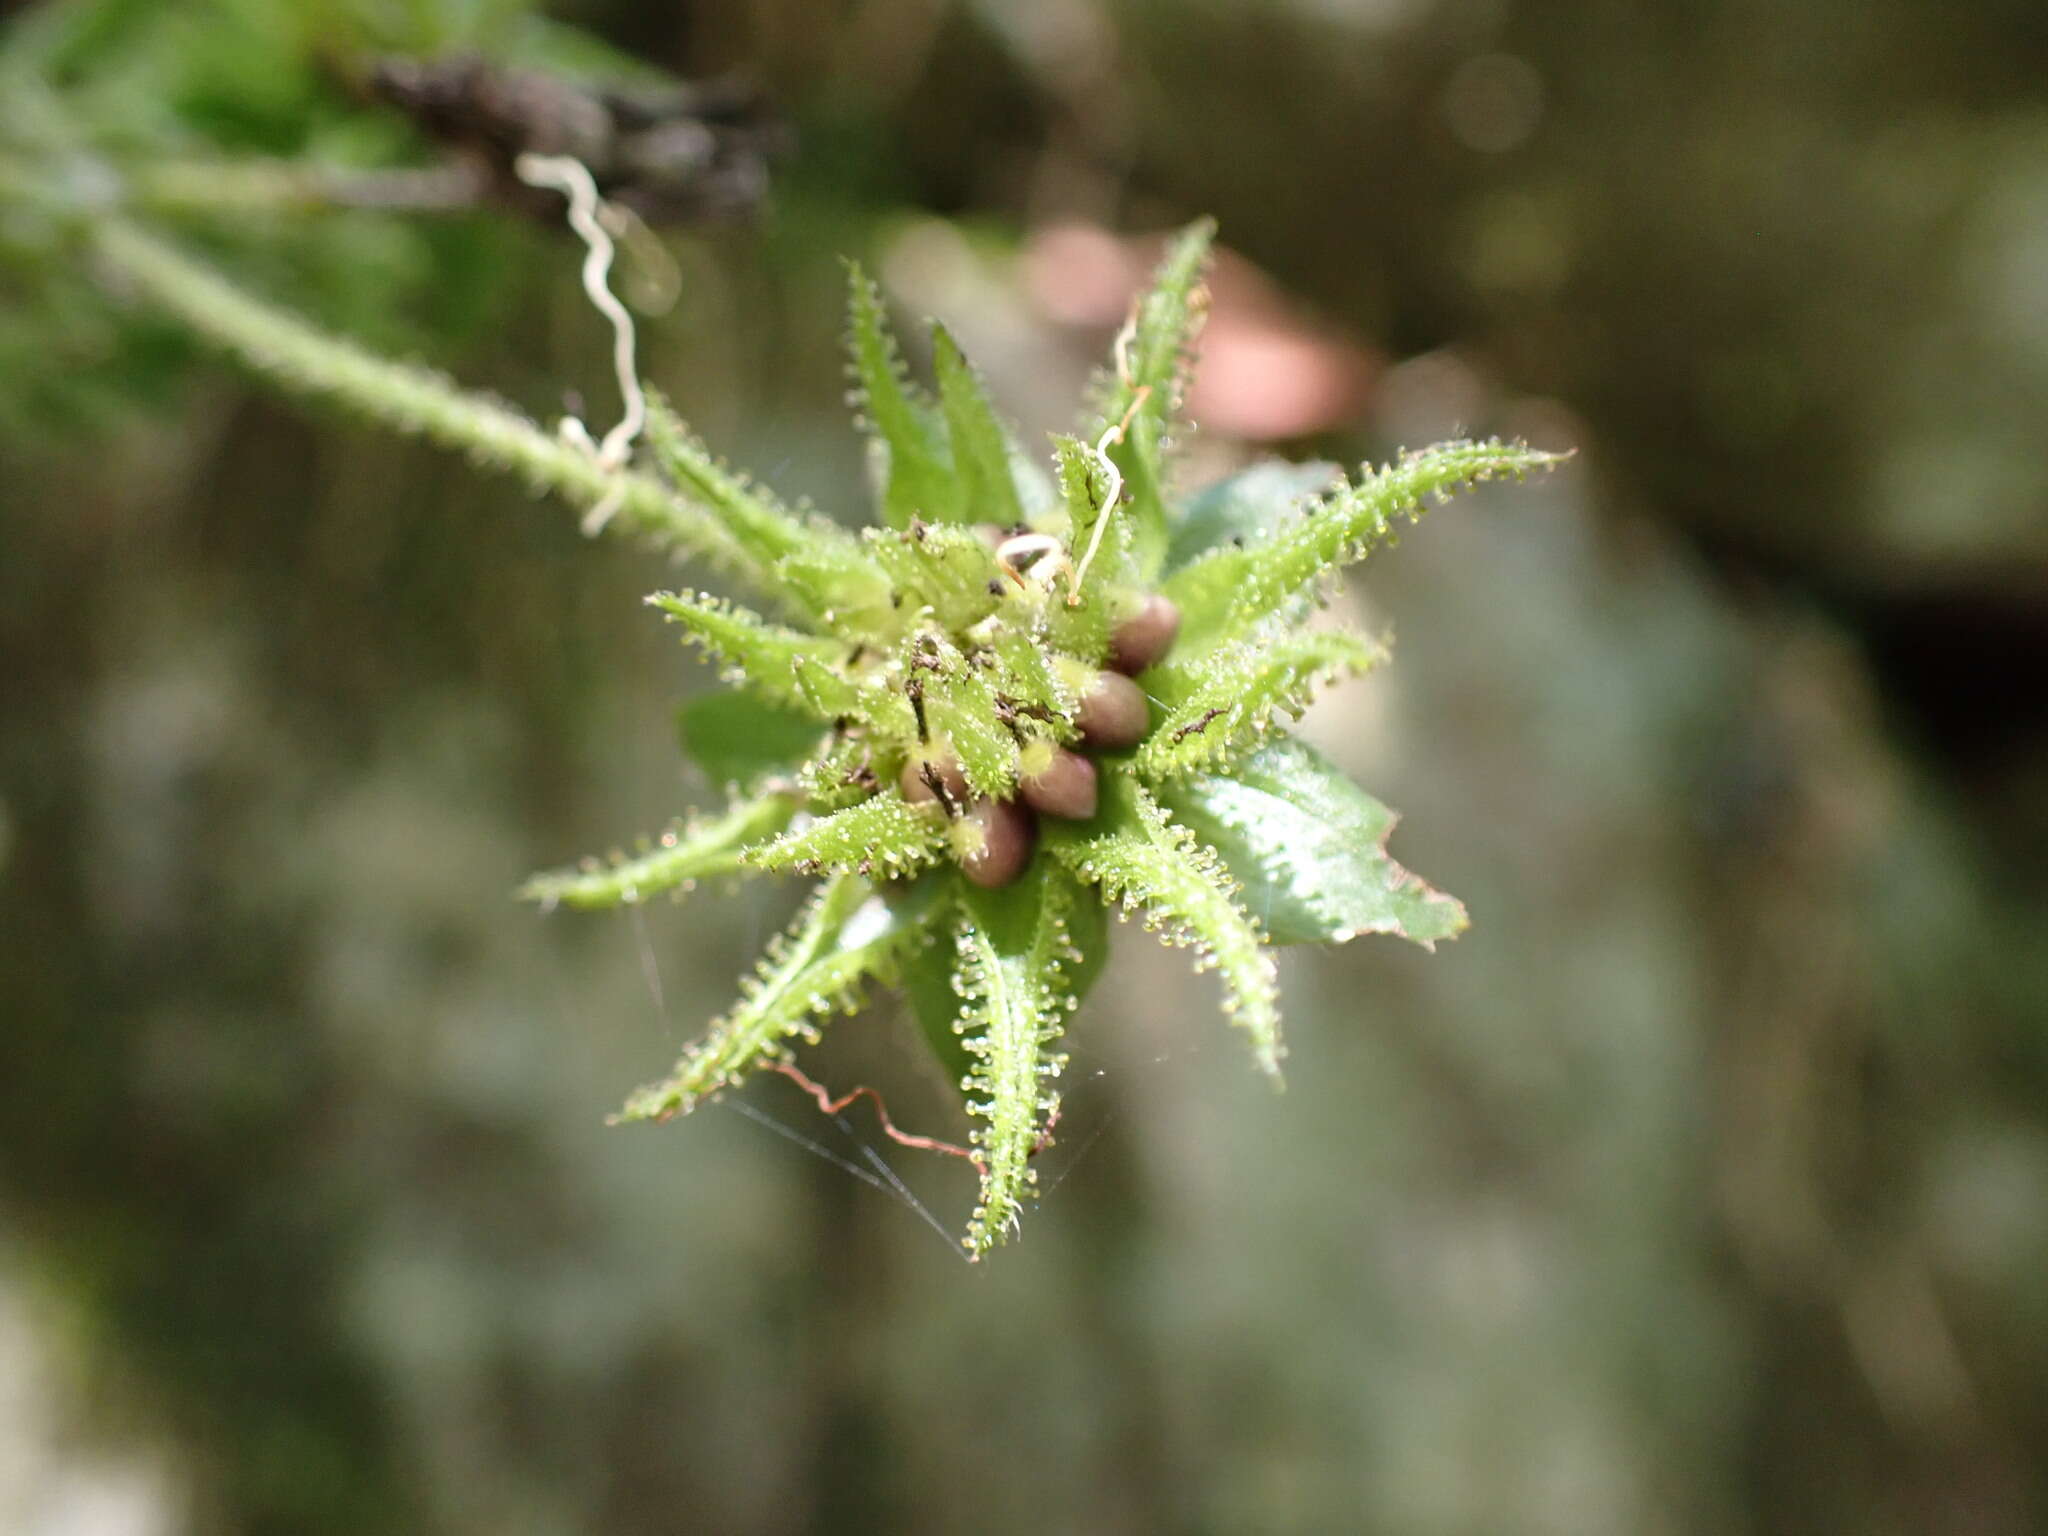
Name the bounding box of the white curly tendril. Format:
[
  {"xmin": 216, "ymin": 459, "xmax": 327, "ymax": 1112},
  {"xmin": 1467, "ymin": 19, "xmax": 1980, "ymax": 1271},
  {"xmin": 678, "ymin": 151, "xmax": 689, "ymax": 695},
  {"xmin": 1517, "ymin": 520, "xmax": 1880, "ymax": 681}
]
[
  {"xmin": 993, "ymin": 314, "xmax": 1150, "ymax": 606},
  {"xmin": 514, "ymin": 152, "xmax": 647, "ymax": 536},
  {"xmin": 1065, "ymin": 314, "xmax": 1148, "ymax": 605}
]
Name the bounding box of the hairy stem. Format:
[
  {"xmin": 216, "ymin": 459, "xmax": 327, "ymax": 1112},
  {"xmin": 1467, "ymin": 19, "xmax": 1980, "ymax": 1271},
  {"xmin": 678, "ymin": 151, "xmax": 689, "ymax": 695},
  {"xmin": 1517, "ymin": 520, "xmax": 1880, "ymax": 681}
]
[
  {"xmin": 88, "ymin": 217, "xmax": 755, "ymax": 568},
  {"xmin": 129, "ymin": 158, "xmax": 488, "ymax": 214}
]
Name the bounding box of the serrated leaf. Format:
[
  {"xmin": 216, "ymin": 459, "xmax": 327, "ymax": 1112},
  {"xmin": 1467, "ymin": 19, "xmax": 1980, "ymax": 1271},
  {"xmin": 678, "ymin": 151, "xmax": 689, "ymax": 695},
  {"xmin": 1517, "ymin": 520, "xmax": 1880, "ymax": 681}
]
[
  {"xmin": 788, "ymin": 652, "xmax": 861, "ymax": 721},
  {"xmin": 1167, "ymin": 440, "xmax": 1566, "ymax": 649},
  {"xmin": 795, "ymin": 731, "xmax": 884, "ymax": 811},
  {"xmin": 1156, "ymin": 737, "xmax": 1466, "ymax": 947},
  {"xmin": 921, "ymin": 636, "xmax": 1019, "ymax": 797},
  {"xmin": 1043, "ymin": 434, "xmax": 1123, "ymax": 662},
  {"xmin": 788, "ymin": 654, "xmax": 918, "ymax": 741},
  {"xmin": 1047, "ymin": 779, "xmax": 1282, "ymax": 1078},
  {"xmin": 892, "ymin": 874, "xmax": 978, "ymax": 1093},
  {"xmin": 1132, "ymin": 628, "xmax": 1388, "ymax": 780},
  {"xmin": 519, "ymin": 792, "xmax": 796, "ymax": 911},
  {"xmin": 648, "ymin": 590, "xmax": 847, "ymax": 716},
  {"xmin": 1054, "ymin": 430, "xmax": 1132, "ymax": 586},
  {"xmin": 644, "ymin": 395, "xmax": 863, "ymax": 615},
  {"xmin": 772, "ymin": 546, "xmax": 896, "ymax": 635},
  {"xmin": 746, "ymin": 791, "xmax": 948, "ymax": 879},
  {"xmin": 854, "ymin": 677, "xmax": 921, "ymax": 742},
  {"xmin": 932, "ymin": 322, "xmax": 1024, "ymax": 529},
  {"xmin": 1091, "ymin": 219, "xmax": 1215, "ymax": 581},
  {"xmin": 988, "ymin": 624, "xmax": 1077, "ymax": 730},
  {"xmin": 954, "ymin": 862, "xmax": 1096, "ymax": 1255},
  {"xmin": 676, "ymin": 691, "xmax": 827, "ymax": 792},
  {"xmin": 845, "ymin": 261, "xmax": 959, "ymax": 527},
  {"xmin": 863, "ymin": 521, "xmax": 1001, "ymax": 632},
  {"xmin": 1165, "ymin": 459, "xmax": 1341, "ymax": 573},
  {"xmin": 898, "ymin": 867, "xmax": 1108, "ymax": 1109},
  {"xmin": 615, "ymin": 875, "xmax": 932, "ymax": 1122}
]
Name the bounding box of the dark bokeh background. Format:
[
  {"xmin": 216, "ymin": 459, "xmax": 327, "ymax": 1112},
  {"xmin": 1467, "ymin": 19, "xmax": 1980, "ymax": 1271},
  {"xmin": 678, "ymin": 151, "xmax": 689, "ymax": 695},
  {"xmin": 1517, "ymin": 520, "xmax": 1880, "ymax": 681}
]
[{"xmin": 4, "ymin": 1, "xmax": 2047, "ymax": 1531}]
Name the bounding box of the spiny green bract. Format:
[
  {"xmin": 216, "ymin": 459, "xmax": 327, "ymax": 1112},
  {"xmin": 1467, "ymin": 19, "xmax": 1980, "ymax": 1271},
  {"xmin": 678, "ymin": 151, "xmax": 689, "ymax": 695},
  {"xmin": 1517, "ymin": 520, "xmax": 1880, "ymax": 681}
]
[{"xmin": 523, "ymin": 221, "xmax": 1565, "ymax": 1256}]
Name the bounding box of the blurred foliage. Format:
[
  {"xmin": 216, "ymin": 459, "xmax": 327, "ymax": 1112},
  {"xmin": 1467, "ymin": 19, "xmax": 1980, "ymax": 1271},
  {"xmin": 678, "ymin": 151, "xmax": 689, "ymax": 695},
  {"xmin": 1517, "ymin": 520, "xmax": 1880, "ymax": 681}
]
[
  {"xmin": 0, "ymin": 0, "xmax": 679, "ymax": 437},
  {"xmin": 3, "ymin": 0, "xmax": 2047, "ymax": 1533}
]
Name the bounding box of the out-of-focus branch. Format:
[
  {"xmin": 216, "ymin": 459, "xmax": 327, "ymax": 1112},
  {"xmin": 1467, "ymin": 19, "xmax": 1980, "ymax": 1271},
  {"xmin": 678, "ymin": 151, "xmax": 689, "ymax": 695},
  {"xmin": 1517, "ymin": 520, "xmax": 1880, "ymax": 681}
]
[{"xmin": 127, "ymin": 157, "xmax": 489, "ymax": 214}]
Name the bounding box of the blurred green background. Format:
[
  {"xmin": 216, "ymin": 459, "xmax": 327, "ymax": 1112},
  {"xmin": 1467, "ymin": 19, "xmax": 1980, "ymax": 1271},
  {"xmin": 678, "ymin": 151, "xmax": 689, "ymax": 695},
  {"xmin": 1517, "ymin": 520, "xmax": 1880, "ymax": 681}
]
[{"xmin": 4, "ymin": 1, "xmax": 2047, "ymax": 1531}]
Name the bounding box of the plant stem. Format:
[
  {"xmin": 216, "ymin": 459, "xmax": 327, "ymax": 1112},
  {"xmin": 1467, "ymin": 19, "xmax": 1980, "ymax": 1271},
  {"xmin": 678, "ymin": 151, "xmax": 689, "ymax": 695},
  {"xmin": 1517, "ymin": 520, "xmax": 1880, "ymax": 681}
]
[
  {"xmin": 129, "ymin": 158, "xmax": 489, "ymax": 215},
  {"xmin": 88, "ymin": 217, "xmax": 753, "ymax": 567},
  {"xmin": 0, "ymin": 147, "xmax": 487, "ymax": 215}
]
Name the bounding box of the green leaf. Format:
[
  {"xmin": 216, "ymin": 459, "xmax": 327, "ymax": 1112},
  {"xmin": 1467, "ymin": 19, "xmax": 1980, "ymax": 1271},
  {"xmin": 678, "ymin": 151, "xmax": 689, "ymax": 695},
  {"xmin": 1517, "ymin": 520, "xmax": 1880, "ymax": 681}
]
[
  {"xmin": 1047, "ymin": 780, "xmax": 1283, "ymax": 1079},
  {"xmin": 648, "ymin": 590, "xmax": 846, "ymax": 716},
  {"xmin": 795, "ymin": 731, "xmax": 884, "ymax": 811},
  {"xmin": 897, "ymin": 868, "xmax": 1108, "ymax": 1110},
  {"xmin": 789, "ymin": 652, "xmax": 864, "ymax": 720},
  {"xmin": 771, "ymin": 546, "xmax": 896, "ymax": 636},
  {"xmin": 921, "ymin": 634, "xmax": 1019, "ymax": 798},
  {"xmin": 787, "ymin": 654, "xmax": 919, "ymax": 741},
  {"xmin": 519, "ymin": 792, "xmax": 796, "ymax": 911},
  {"xmin": 892, "ymin": 875, "xmax": 978, "ymax": 1093},
  {"xmin": 1166, "ymin": 440, "xmax": 1566, "ymax": 649},
  {"xmin": 954, "ymin": 862, "xmax": 1097, "ymax": 1255},
  {"xmin": 644, "ymin": 395, "xmax": 864, "ymax": 616},
  {"xmin": 1132, "ymin": 628, "xmax": 1388, "ymax": 780},
  {"xmin": 862, "ymin": 521, "xmax": 1001, "ymax": 632},
  {"xmin": 1091, "ymin": 219, "xmax": 1216, "ymax": 581},
  {"xmin": 1156, "ymin": 737, "xmax": 1466, "ymax": 947},
  {"xmin": 932, "ymin": 323, "xmax": 1024, "ymax": 529},
  {"xmin": 845, "ymin": 260, "xmax": 959, "ymax": 527},
  {"xmin": 1165, "ymin": 459, "xmax": 1341, "ymax": 574},
  {"xmin": 615, "ymin": 875, "xmax": 931, "ymax": 1122},
  {"xmin": 746, "ymin": 792, "xmax": 948, "ymax": 879},
  {"xmin": 676, "ymin": 691, "xmax": 827, "ymax": 793},
  {"xmin": 1043, "ymin": 434, "xmax": 1123, "ymax": 663},
  {"xmin": 989, "ymin": 624, "xmax": 1078, "ymax": 730}
]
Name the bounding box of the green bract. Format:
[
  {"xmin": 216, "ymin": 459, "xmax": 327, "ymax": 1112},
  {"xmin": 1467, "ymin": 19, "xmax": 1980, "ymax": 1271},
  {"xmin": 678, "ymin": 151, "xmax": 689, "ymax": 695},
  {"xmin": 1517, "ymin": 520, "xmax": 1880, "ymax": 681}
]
[{"xmin": 512, "ymin": 223, "xmax": 1565, "ymax": 1256}]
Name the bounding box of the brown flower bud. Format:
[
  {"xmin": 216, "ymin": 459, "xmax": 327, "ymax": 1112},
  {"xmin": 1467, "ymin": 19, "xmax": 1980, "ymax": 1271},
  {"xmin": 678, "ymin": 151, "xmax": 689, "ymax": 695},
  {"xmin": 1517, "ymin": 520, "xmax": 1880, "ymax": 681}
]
[
  {"xmin": 899, "ymin": 755, "xmax": 969, "ymax": 810},
  {"xmin": 1107, "ymin": 593, "xmax": 1182, "ymax": 675},
  {"xmin": 957, "ymin": 797, "xmax": 1035, "ymax": 889},
  {"xmin": 1074, "ymin": 669, "xmax": 1150, "ymax": 750},
  {"xmin": 1019, "ymin": 748, "xmax": 1099, "ymax": 821}
]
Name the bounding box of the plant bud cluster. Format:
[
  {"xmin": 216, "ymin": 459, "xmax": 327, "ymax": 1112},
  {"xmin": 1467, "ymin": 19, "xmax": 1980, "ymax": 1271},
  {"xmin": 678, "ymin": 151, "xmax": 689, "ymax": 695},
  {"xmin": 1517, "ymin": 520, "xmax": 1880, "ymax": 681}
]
[{"xmin": 901, "ymin": 594, "xmax": 1181, "ymax": 888}]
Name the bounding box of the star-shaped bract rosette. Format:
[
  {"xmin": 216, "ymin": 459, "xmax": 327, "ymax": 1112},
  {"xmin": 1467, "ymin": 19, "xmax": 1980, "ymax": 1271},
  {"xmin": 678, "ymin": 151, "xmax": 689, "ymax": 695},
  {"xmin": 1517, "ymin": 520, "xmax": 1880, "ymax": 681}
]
[{"xmin": 521, "ymin": 222, "xmax": 1563, "ymax": 1256}]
